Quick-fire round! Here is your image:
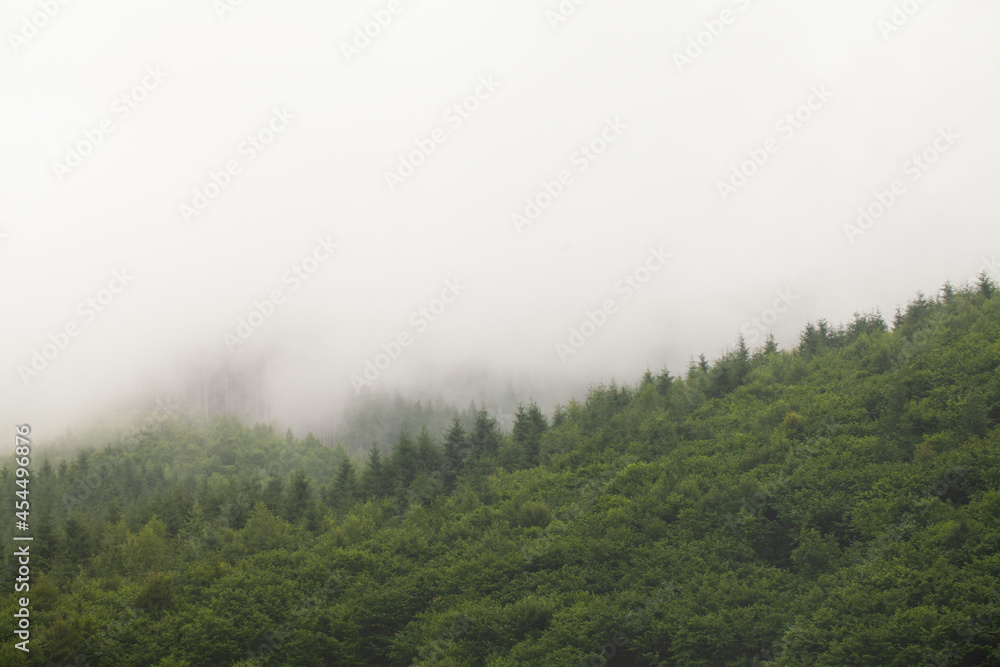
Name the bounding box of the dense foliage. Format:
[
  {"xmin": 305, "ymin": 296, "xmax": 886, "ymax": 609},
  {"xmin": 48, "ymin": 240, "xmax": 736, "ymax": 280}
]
[{"xmin": 3, "ymin": 278, "xmax": 1000, "ymax": 666}]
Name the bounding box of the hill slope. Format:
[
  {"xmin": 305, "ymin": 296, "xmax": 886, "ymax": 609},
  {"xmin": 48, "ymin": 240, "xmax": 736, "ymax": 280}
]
[{"xmin": 3, "ymin": 279, "xmax": 1000, "ymax": 666}]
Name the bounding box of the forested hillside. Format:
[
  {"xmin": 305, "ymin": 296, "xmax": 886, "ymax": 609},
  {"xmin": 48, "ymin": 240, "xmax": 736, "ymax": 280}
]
[{"xmin": 3, "ymin": 278, "xmax": 1000, "ymax": 666}]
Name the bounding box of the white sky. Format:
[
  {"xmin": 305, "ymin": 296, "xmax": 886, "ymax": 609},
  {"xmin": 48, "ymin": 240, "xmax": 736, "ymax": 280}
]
[{"xmin": 2, "ymin": 0, "xmax": 999, "ymax": 438}]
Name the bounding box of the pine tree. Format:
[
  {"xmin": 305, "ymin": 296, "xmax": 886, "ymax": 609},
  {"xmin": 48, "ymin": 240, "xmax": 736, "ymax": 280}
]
[
  {"xmin": 641, "ymin": 369, "xmax": 655, "ymax": 388},
  {"xmin": 442, "ymin": 416, "xmax": 468, "ymax": 488},
  {"xmin": 976, "ymin": 270, "xmax": 996, "ymax": 298},
  {"xmin": 61, "ymin": 513, "xmax": 95, "ymax": 564},
  {"xmin": 326, "ymin": 458, "xmax": 357, "ymax": 513},
  {"xmin": 283, "ymin": 469, "xmax": 312, "ymax": 523},
  {"xmin": 655, "ymin": 367, "xmax": 673, "ymax": 396},
  {"xmin": 941, "ymin": 281, "xmax": 956, "ymax": 303},
  {"xmin": 817, "ymin": 319, "xmax": 831, "ymax": 343},
  {"xmin": 707, "ymin": 337, "xmax": 750, "ymax": 398},
  {"xmin": 105, "ymin": 497, "xmax": 123, "ymax": 525},
  {"xmin": 737, "ymin": 335, "xmax": 749, "ymax": 360},
  {"xmin": 762, "ymin": 333, "xmax": 778, "ymax": 356},
  {"xmin": 551, "ymin": 405, "xmax": 568, "ymax": 428},
  {"xmin": 513, "ymin": 401, "xmax": 548, "ymax": 467},
  {"xmin": 262, "ymin": 475, "xmax": 284, "ymax": 515},
  {"xmin": 461, "ymin": 401, "xmax": 478, "ymax": 432},
  {"xmin": 686, "ymin": 357, "xmax": 698, "ymax": 380},
  {"xmin": 388, "ymin": 431, "xmax": 419, "ymax": 491},
  {"xmin": 34, "ymin": 512, "xmax": 60, "ymax": 572},
  {"xmin": 799, "ymin": 323, "xmax": 821, "ymax": 357},
  {"xmin": 181, "ymin": 502, "xmax": 209, "ymax": 555},
  {"xmin": 361, "ymin": 446, "xmax": 389, "ymax": 498},
  {"xmin": 471, "ymin": 406, "xmax": 501, "ymax": 462},
  {"xmin": 39, "ymin": 458, "xmax": 54, "ymax": 483},
  {"xmin": 415, "ymin": 426, "xmax": 440, "ymax": 473}
]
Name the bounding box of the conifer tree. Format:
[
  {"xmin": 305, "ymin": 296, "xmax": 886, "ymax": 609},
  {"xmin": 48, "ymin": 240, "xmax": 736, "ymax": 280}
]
[
  {"xmin": 977, "ymin": 270, "xmax": 996, "ymax": 298},
  {"xmin": 415, "ymin": 426, "xmax": 440, "ymax": 473},
  {"xmin": 283, "ymin": 469, "xmax": 312, "ymax": 523},
  {"xmin": 762, "ymin": 332, "xmax": 778, "ymax": 356},
  {"xmin": 551, "ymin": 405, "xmax": 568, "ymax": 428},
  {"xmin": 325, "ymin": 458, "xmax": 357, "ymax": 512},
  {"xmin": 388, "ymin": 431, "xmax": 419, "ymax": 491},
  {"xmin": 361, "ymin": 445, "xmax": 389, "ymax": 498},
  {"xmin": 513, "ymin": 401, "xmax": 548, "ymax": 467},
  {"xmin": 471, "ymin": 406, "xmax": 501, "ymax": 462},
  {"xmin": 442, "ymin": 416, "xmax": 468, "ymax": 487},
  {"xmin": 655, "ymin": 367, "xmax": 673, "ymax": 396},
  {"xmin": 262, "ymin": 475, "xmax": 284, "ymax": 514}
]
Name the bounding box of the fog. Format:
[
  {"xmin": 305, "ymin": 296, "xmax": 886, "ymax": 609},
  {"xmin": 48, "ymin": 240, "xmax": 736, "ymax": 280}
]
[{"xmin": 2, "ymin": 0, "xmax": 998, "ymax": 442}]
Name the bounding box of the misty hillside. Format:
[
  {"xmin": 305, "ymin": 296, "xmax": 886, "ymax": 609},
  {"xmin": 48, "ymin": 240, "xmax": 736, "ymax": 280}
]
[{"xmin": 3, "ymin": 279, "xmax": 1000, "ymax": 666}]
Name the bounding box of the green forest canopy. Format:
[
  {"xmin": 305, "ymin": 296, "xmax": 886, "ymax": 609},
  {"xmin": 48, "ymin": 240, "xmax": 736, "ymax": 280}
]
[{"xmin": 3, "ymin": 276, "xmax": 1000, "ymax": 665}]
